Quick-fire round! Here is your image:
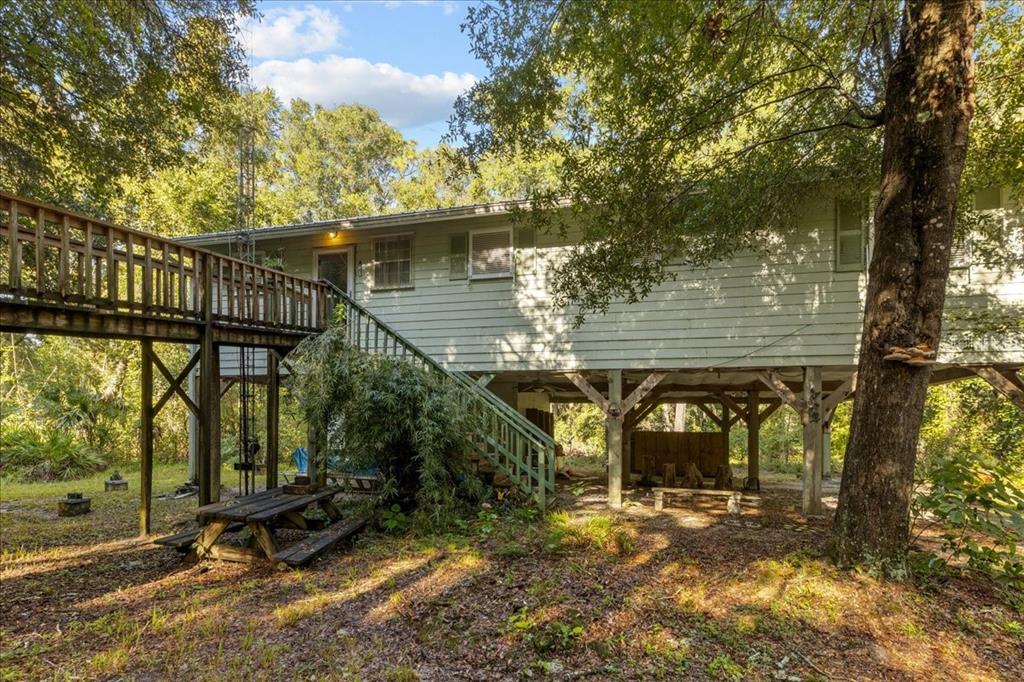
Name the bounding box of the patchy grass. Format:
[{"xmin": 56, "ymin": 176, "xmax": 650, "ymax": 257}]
[{"xmin": 1, "ymin": 475, "xmax": 1021, "ymax": 680}]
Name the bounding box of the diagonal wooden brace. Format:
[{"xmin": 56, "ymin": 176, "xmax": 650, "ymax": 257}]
[
  {"xmin": 757, "ymin": 371, "xmax": 805, "ymax": 412},
  {"xmin": 567, "ymin": 372, "xmax": 609, "ymax": 414},
  {"xmin": 152, "ymin": 349, "xmax": 200, "ymax": 417},
  {"xmin": 971, "ymin": 366, "xmax": 1024, "ymax": 412}
]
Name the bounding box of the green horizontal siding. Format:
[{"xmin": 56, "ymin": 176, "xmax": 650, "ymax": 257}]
[{"xmin": 213, "ymin": 195, "xmax": 1022, "ymax": 373}]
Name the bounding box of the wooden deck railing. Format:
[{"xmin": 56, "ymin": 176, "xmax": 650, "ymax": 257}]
[
  {"xmin": 0, "ymin": 193, "xmax": 331, "ymax": 334},
  {"xmin": 326, "ymin": 281, "xmax": 557, "ymax": 506}
]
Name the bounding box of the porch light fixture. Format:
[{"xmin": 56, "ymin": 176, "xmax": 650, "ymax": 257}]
[{"xmin": 327, "ymin": 230, "xmax": 338, "ymax": 239}]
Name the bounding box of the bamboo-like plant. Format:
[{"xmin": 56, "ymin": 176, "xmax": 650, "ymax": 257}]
[{"xmin": 287, "ymin": 322, "xmax": 485, "ymax": 531}]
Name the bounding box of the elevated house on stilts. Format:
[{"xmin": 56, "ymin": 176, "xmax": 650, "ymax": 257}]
[{"xmin": 175, "ymin": 187, "xmax": 1024, "ymax": 515}]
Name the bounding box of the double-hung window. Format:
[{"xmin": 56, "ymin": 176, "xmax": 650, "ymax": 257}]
[
  {"xmin": 469, "ymin": 228, "xmax": 514, "ymax": 279},
  {"xmin": 371, "ymin": 234, "xmax": 413, "ymax": 289},
  {"xmin": 835, "ymin": 199, "xmax": 866, "ymax": 271}
]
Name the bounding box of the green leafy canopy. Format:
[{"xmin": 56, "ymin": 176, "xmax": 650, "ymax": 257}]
[{"xmin": 452, "ymin": 0, "xmax": 1024, "ymax": 320}]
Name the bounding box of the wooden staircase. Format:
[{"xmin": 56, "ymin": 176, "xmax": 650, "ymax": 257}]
[{"xmin": 322, "ymin": 282, "xmax": 557, "ymax": 507}]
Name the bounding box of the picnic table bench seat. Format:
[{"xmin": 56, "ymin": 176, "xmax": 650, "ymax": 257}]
[{"xmin": 271, "ymin": 513, "xmax": 370, "ymax": 569}]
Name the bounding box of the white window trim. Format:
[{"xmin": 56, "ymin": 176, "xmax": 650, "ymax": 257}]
[
  {"xmin": 314, "ymin": 245, "xmax": 355, "ymax": 294},
  {"xmin": 468, "ymin": 227, "xmax": 515, "ymax": 280},
  {"xmin": 370, "ymin": 232, "xmax": 415, "ymax": 291},
  {"xmin": 835, "ymin": 199, "xmax": 866, "ymax": 273}
]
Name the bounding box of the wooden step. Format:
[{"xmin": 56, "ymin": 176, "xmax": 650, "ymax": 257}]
[{"xmin": 271, "ymin": 514, "xmax": 369, "ymax": 569}]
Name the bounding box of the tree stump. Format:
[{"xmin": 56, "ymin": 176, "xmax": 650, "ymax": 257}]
[
  {"xmin": 662, "ymin": 463, "xmax": 677, "ymax": 487},
  {"xmin": 681, "ymin": 462, "xmax": 703, "ymax": 488},
  {"xmin": 714, "ymin": 465, "xmax": 733, "ymax": 490}
]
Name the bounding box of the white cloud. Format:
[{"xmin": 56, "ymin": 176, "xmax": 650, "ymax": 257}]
[
  {"xmin": 383, "ymin": 0, "xmax": 458, "ymax": 14},
  {"xmin": 241, "ymin": 5, "xmax": 344, "ymax": 59},
  {"xmin": 251, "ymin": 56, "xmax": 476, "ymax": 129}
]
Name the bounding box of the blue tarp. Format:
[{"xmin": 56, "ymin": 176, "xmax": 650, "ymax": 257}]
[
  {"xmin": 291, "ymin": 446, "xmax": 378, "ymax": 478},
  {"xmin": 291, "ymin": 447, "xmax": 308, "ymax": 475}
]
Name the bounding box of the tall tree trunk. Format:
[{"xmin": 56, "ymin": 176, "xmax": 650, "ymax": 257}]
[{"xmin": 832, "ymin": 0, "xmax": 981, "ymax": 564}]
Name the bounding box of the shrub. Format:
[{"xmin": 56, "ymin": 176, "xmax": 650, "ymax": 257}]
[
  {"xmin": 287, "ymin": 320, "xmax": 485, "ymax": 531},
  {"xmin": 1, "ymin": 421, "xmax": 106, "ymax": 481},
  {"xmin": 912, "ymin": 456, "xmax": 1024, "ymax": 591},
  {"xmin": 545, "ymin": 511, "xmax": 635, "ymax": 556}
]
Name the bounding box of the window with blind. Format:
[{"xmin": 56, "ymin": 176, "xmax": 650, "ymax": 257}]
[
  {"xmin": 371, "ymin": 234, "xmax": 413, "ymax": 289},
  {"xmin": 835, "ymin": 199, "xmax": 865, "ymax": 272},
  {"xmin": 469, "ymin": 228, "xmax": 513, "ymax": 279}
]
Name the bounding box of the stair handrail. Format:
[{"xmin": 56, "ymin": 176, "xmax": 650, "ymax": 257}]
[{"xmin": 318, "ymin": 280, "xmax": 557, "ymax": 451}]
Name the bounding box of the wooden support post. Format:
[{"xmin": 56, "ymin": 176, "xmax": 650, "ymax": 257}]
[
  {"xmin": 674, "ymin": 403, "xmax": 687, "ymax": 431},
  {"xmin": 802, "ymin": 367, "xmax": 823, "ymax": 516},
  {"xmin": 568, "ymin": 370, "xmax": 664, "ymax": 507},
  {"xmin": 187, "ymin": 346, "xmax": 198, "ymax": 485},
  {"xmin": 721, "ymin": 401, "xmax": 731, "ymax": 463},
  {"xmin": 266, "ymin": 350, "xmax": 280, "ymax": 489},
  {"xmin": 822, "ymin": 420, "xmax": 832, "ymax": 480},
  {"xmin": 607, "ymin": 369, "xmax": 623, "ymax": 509},
  {"xmin": 622, "ymin": 425, "xmax": 633, "ymax": 486},
  {"xmin": 210, "ymin": 361, "xmax": 221, "ymax": 500},
  {"xmin": 746, "ymin": 391, "xmax": 760, "ymax": 491},
  {"xmin": 197, "ymin": 254, "xmax": 221, "ymax": 505},
  {"xmin": 140, "ymin": 339, "xmax": 154, "ymax": 536}
]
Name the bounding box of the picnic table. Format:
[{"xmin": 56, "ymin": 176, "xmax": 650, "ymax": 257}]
[{"xmin": 155, "ymin": 486, "xmax": 368, "ymax": 568}]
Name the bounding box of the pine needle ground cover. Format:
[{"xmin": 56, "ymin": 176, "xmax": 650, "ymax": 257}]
[{"xmin": 2, "ymin": 473, "xmax": 1022, "ymax": 681}]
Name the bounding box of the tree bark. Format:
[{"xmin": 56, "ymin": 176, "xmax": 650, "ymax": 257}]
[{"xmin": 832, "ymin": 0, "xmax": 981, "ymax": 564}]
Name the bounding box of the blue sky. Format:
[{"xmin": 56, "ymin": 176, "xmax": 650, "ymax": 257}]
[{"xmin": 241, "ymin": 1, "xmax": 484, "ymax": 147}]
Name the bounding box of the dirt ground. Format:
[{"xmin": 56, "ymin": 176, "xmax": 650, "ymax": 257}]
[{"xmin": 1, "ymin": 471, "xmax": 1022, "ymax": 681}]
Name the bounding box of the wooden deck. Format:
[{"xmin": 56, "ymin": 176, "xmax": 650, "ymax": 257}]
[
  {"xmin": 0, "ymin": 192, "xmax": 331, "ymax": 346},
  {"xmin": 0, "ymin": 192, "xmax": 337, "ymax": 530}
]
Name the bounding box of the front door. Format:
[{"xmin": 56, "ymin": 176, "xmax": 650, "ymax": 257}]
[{"xmin": 316, "ymin": 248, "xmax": 354, "ymax": 295}]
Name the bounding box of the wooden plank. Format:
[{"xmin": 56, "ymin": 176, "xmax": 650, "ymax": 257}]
[
  {"xmin": 271, "ymin": 514, "xmax": 369, "ymax": 568},
  {"xmin": 757, "ymin": 370, "xmax": 805, "ymax": 411},
  {"xmin": 153, "ymin": 522, "xmax": 244, "ymax": 550},
  {"xmin": 567, "ymin": 373, "xmax": 609, "ymax": 413},
  {"xmin": 759, "ymin": 401, "xmax": 782, "ymax": 423},
  {"xmin": 266, "ymin": 351, "xmax": 279, "ymax": 489},
  {"xmin": 177, "ymin": 245, "xmax": 186, "ymax": 314},
  {"xmin": 35, "ymin": 206, "xmax": 44, "ymax": 292},
  {"xmin": 140, "ymin": 339, "xmax": 154, "ymax": 536},
  {"xmin": 971, "ymin": 366, "xmax": 1024, "ymax": 412},
  {"xmin": 621, "ymin": 372, "xmax": 668, "ymax": 414},
  {"xmin": 822, "ymin": 372, "xmax": 857, "ymax": 420},
  {"xmin": 142, "ymin": 238, "xmax": 152, "ymax": 310},
  {"xmin": 801, "ymin": 367, "xmax": 823, "ymax": 516},
  {"xmin": 106, "ymin": 225, "xmax": 116, "ymax": 302},
  {"xmin": 717, "ymin": 393, "xmax": 748, "ymax": 423},
  {"xmin": 161, "ymin": 242, "xmax": 170, "ymax": 310},
  {"xmin": 59, "ymin": 215, "xmax": 70, "ymax": 296},
  {"xmin": 153, "ymin": 528, "xmax": 203, "ymax": 550},
  {"xmin": 197, "ymin": 487, "xmax": 283, "ymax": 516},
  {"xmin": 211, "ymin": 489, "xmax": 320, "ymax": 522},
  {"xmin": 607, "ymin": 369, "xmax": 623, "ymax": 508},
  {"xmin": 247, "ymin": 520, "xmax": 280, "ymax": 557},
  {"xmin": 246, "ymin": 488, "xmax": 340, "ymax": 523},
  {"xmin": 694, "ymin": 402, "xmax": 723, "ymax": 427},
  {"xmin": 126, "ymin": 232, "xmax": 135, "ymax": 305},
  {"xmin": 152, "ymin": 349, "xmax": 201, "ymax": 417},
  {"xmin": 207, "ymin": 544, "xmax": 263, "ymax": 564},
  {"xmin": 746, "ymin": 391, "xmax": 760, "ymax": 490},
  {"xmin": 7, "ymin": 199, "xmax": 19, "ymax": 289}
]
